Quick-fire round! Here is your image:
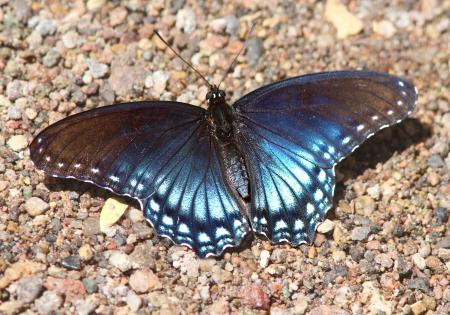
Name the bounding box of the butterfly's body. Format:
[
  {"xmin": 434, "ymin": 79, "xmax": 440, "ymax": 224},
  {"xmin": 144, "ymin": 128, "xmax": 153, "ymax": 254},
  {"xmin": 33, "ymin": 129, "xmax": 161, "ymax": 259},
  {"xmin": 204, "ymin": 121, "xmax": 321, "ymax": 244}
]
[
  {"xmin": 206, "ymin": 87, "xmax": 251, "ymax": 200},
  {"xmin": 30, "ymin": 71, "xmax": 417, "ymax": 257}
]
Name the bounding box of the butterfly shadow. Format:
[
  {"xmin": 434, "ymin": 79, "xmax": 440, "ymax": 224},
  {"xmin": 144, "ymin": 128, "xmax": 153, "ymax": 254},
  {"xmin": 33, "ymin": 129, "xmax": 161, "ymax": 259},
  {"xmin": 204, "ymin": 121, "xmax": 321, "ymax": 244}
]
[{"xmin": 330, "ymin": 117, "xmax": 431, "ymax": 219}]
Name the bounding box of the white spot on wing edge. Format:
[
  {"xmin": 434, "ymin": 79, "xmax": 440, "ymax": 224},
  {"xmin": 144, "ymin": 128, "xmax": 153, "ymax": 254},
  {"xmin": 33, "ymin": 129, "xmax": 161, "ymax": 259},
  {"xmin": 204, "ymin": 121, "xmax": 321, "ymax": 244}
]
[
  {"xmin": 398, "ymin": 80, "xmax": 405, "ymax": 87},
  {"xmin": 150, "ymin": 198, "xmax": 160, "ymax": 212},
  {"xmin": 357, "ymin": 124, "xmax": 364, "ymax": 132},
  {"xmin": 306, "ymin": 203, "xmax": 315, "ymax": 215},
  {"xmin": 342, "ymin": 136, "xmax": 351, "ymax": 144},
  {"xmin": 397, "ymin": 100, "xmax": 403, "ymax": 106},
  {"xmin": 198, "ymin": 232, "xmax": 211, "ymax": 243},
  {"xmin": 387, "ymin": 110, "xmax": 394, "ymax": 115},
  {"xmin": 109, "ymin": 175, "xmax": 119, "ymax": 182},
  {"xmin": 162, "ymin": 215, "xmax": 173, "ymax": 226},
  {"xmin": 275, "ymin": 220, "xmax": 288, "ymax": 230}
]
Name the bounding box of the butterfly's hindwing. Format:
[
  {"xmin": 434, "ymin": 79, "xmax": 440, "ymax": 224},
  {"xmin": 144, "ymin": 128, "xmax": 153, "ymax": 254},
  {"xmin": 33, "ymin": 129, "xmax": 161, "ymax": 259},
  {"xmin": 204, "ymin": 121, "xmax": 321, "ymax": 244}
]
[
  {"xmin": 141, "ymin": 121, "xmax": 249, "ymax": 257},
  {"xmin": 237, "ymin": 129, "xmax": 335, "ymax": 243}
]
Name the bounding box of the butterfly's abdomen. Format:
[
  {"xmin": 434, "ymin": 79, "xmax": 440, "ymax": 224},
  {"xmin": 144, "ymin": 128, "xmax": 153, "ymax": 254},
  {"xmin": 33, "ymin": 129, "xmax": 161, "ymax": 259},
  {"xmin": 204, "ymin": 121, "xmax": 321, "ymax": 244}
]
[{"xmin": 217, "ymin": 141, "xmax": 250, "ymax": 200}]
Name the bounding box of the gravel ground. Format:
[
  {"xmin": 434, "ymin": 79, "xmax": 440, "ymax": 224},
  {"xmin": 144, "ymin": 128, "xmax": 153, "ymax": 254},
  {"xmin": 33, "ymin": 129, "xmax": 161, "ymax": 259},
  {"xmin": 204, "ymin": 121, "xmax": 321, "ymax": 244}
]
[{"xmin": 0, "ymin": 0, "xmax": 449, "ymax": 314}]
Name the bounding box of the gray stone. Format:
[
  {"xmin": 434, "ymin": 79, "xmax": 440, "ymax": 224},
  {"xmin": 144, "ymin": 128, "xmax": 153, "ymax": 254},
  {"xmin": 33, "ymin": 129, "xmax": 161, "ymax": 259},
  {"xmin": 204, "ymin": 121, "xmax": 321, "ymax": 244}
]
[
  {"xmin": 145, "ymin": 70, "xmax": 170, "ymax": 96},
  {"xmin": 246, "ymin": 38, "xmax": 264, "ymax": 67},
  {"xmin": 82, "ymin": 278, "xmax": 98, "ymax": 294},
  {"xmin": 350, "ymin": 226, "xmax": 371, "ymax": 241},
  {"xmin": 374, "ymin": 253, "xmax": 393, "ymax": 268},
  {"xmin": 176, "ymin": 8, "xmax": 196, "ymax": 33},
  {"xmin": 83, "ymin": 217, "xmax": 100, "ymax": 236},
  {"xmin": 407, "ymin": 277, "xmax": 430, "ymax": 293},
  {"xmin": 35, "ymin": 291, "xmax": 62, "ymax": 315},
  {"xmin": 71, "ymin": 89, "xmax": 87, "ymax": 105},
  {"xmin": 43, "ymin": 49, "xmax": 61, "ymax": 67},
  {"xmin": 7, "ymin": 106, "xmax": 22, "ymax": 120},
  {"xmin": 132, "ymin": 222, "xmax": 153, "ymax": 239},
  {"xmin": 86, "ymin": 59, "xmax": 109, "ymax": 79},
  {"xmin": 6, "ymin": 80, "xmax": 26, "ymax": 101},
  {"xmin": 436, "ymin": 235, "xmax": 450, "ymax": 249},
  {"xmin": 16, "ymin": 276, "xmax": 43, "ymax": 303},
  {"xmin": 74, "ymin": 298, "xmax": 97, "ymax": 315},
  {"xmin": 126, "ymin": 291, "xmax": 142, "ymax": 311},
  {"xmin": 35, "ymin": 19, "xmax": 56, "ymax": 36},
  {"xmin": 428, "ymin": 154, "xmax": 445, "ymax": 168},
  {"xmin": 108, "ymin": 251, "xmax": 133, "ymax": 272},
  {"xmin": 226, "ymin": 15, "xmax": 240, "ymax": 35},
  {"xmin": 12, "ymin": 0, "xmax": 32, "ymax": 22},
  {"xmin": 434, "ymin": 207, "xmax": 448, "ymax": 223},
  {"xmin": 61, "ymin": 255, "xmax": 81, "ymax": 270},
  {"xmin": 62, "ymin": 31, "xmax": 79, "ymax": 49}
]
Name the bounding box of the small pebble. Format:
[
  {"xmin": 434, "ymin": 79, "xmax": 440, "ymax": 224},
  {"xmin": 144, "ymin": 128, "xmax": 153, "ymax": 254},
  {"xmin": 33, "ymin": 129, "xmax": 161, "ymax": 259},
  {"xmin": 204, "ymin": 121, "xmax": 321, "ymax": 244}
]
[
  {"xmin": 434, "ymin": 207, "xmax": 448, "ymax": 223},
  {"xmin": 7, "ymin": 135, "xmax": 28, "ymax": 152},
  {"xmin": 129, "ymin": 269, "xmax": 161, "ymax": 293},
  {"xmin": 410, "ymin": 301, "xmax": 426, "ymax": 315},
  {"xmin": 35, "ymin": 291, "xmax": 62, "ymax": 315},
  {"xmin": 16, "ymin": 276, "xmax": 43, "ymax": 303},
  {"xmin": 24, "ymin": 197, "xmax": 50, "ymax": 216},
  {"xmin": 373, "ymin": 20, "xmax": 396, "ymax": 38},
  {"xmin": 242, "ymin": 284, "xmax": 269, "ymax": 310},
  {"xmin": 412, "ymin": 253, "xmax": 426, "ymax": 270},
  {"xmin": 86, "ymin": 59, "xmax": 109, "ymax": 79},
  {"xmin": 42, "ymin": 49, "xmax": 61, "ymax": 67},
  {"xmin": 374, "ymin": 253, "xmax": 393, "ymax": 268},
  {"xmin": 35, "ymin": 19, "xmax": 56, "ymax": 36},
  {"xmin": 246, "ymin": 38, "xmax": 264, "ymax": 67},
  {"xmin": 260, "ymin": 250, "xmax": 270, "ymax": 268},
  {"xmin": 145, "ymin": 70, "xmax": 170, "ymax": 95},
  {"xmin": 82, "ymin": 278, "xmax": 98, "ymax": 294},
  {"xmin": 127, "ymin": 208, "xmax": 144, "ymax": 223},
  {"xmin": 109, "ymin": 251, "xmax": 133, "ymax": 272},
  {"xmin": 350, "ymin": 226, "xmax": 371, "ymax": 241},
  {"xmin": 87, "ymin": 0, "xmax": 105, "ymax": 12},
  {"xmin": 317, "ymin": 219, "xmax": 335, "ymax": 233},
  {"xmin": 62, "ymin": 30, "xmax": 79, "ymax": 49},
  {"xmin": 79, "ymin": 244, "xmax": 94, "ymax": 261},
  {"xmin": 7, "ymin": 106, "xmax": 22, "ymax": 120},
  {"xmin": 0, "ymin": 301, "xmax": 24, "ymax": 315},
  {"xmin": 126, "ymin": 291, "xmax": 142, "ymax": 311},
  {"xmin": 176, "ymin": 8, "xmax": 197, "ymax": 33},
  {"xmin": 353, "ymin": 196, "xmax": 376, "ymax": 216},
  {"xmin": 61, "ymin": 255, "xmax": 81, "ymax": 270}
]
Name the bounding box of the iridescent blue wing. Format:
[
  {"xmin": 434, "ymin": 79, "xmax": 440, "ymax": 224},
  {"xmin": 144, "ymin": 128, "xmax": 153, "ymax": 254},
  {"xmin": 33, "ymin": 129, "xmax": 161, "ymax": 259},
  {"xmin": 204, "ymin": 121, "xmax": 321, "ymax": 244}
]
[
  {"xmin": 30, "ymin": 102, "xmax": 249, "ymax": 257},
  {"xmin": 234, "ymin": 71, "xmax": 417, "ymax": 167},
  {"xmin": 233, "ymin": 71, "xmax": 417, "ymax": 243}
]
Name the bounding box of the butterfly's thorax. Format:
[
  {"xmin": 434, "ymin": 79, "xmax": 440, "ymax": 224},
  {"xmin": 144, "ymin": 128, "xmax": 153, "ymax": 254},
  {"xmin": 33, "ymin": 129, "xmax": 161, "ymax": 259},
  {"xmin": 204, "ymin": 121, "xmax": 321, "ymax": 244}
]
[{"xmin": 206, "ymin": 90, "xmax": 250, "ymax": 200}]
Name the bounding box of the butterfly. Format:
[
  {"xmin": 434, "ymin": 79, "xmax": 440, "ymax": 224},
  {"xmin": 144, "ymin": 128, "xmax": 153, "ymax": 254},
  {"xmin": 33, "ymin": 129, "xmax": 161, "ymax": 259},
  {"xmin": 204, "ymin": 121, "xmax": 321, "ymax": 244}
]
[{"xmin": 29, "ymin": 69, "xmax": 417, "ymax": 258}]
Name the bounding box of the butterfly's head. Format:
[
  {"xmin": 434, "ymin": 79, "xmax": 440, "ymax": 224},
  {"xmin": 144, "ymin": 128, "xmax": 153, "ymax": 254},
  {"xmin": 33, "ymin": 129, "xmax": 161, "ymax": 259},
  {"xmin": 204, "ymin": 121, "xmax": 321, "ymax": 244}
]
[{"xmin": 206, "ymin": 86, "xmax": 226, "ymax": 105}]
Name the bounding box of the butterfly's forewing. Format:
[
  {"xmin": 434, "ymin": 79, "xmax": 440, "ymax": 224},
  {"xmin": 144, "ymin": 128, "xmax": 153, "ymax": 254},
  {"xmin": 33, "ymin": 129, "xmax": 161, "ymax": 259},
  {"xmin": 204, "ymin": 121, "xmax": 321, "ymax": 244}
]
[
  {"xmin": 234, "ymin": 71, "xmax": 417, "ymax": 243},
  {"xmin": 234, "ymin": 71, "xmax": 417, "ymax": 167},
  {"xmin": 30, "ymin": 102, "xmax": 249, "ymax": 257}
]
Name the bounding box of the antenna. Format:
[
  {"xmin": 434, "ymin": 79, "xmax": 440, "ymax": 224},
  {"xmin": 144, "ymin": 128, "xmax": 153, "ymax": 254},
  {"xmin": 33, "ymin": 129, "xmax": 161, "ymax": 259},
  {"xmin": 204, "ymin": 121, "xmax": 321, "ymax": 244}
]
[
  {"xmin": 217, "ymin": 22, "xmax": 257, "ymax": 89},
  {"xmin": 154, "ymin": 31, "xmax": 212, "ymax": 88}
]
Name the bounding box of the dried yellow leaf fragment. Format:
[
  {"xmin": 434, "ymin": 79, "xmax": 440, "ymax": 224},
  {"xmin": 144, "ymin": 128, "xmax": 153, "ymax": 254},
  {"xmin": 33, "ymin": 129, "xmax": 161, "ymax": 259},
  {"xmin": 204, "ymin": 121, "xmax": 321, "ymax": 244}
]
[{"xmin": 100, "ymin": 197, "xmax": 128, "ymax": 232}]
